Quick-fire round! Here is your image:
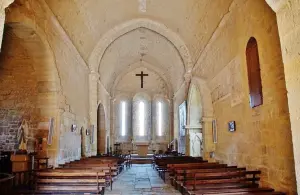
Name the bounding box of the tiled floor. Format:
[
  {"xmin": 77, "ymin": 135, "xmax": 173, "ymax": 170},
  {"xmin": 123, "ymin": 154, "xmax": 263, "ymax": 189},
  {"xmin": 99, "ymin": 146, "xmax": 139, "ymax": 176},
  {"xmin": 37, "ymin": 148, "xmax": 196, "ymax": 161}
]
[{"xmin": 105, "ymin": 164, "xmax": 181, "ymax": 195}]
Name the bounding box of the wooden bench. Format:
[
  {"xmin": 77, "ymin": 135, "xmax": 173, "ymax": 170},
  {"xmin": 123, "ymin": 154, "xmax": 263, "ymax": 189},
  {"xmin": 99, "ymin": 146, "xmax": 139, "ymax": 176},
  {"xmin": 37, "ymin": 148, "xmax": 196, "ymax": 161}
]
[
  {"xmin": 173, "ymin": 166, "xmax": 243, "ymax": 189},
  {"xmin": 160, "ymin": 162, "xmax": 222, "ymax": 182},
  {"xmin": 154, "ymin": 157, "xmax": 208, "ymax": 181},
  {"xmin": 180, "ymin": 170, "xmax": 284, "ymax": 195},
  {"xmin": 35, "ymin": 170, "xmax": 106, "ymax": 195}
]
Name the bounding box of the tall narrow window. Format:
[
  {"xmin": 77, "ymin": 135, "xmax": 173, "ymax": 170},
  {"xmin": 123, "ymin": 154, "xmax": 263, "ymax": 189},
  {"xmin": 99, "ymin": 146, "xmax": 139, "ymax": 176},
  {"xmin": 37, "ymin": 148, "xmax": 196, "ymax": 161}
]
[
  {"xmin": 139, "ymin": 101, "xmax": 145, "ymax": 136},
  {"xmin": 246, "ymin": 37, "xmax": 263, "ymax": 108},
  {"xmin": 157, "ymin": 102, "xmax": 162, "ymax": 136},
  {"xmin": 121, "ymin": 101, "xmax": 126, "ymax": 136}
]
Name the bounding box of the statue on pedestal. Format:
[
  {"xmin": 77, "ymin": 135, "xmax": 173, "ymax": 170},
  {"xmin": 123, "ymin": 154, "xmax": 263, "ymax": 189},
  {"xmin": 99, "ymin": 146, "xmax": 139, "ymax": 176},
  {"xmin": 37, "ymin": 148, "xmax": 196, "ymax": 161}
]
[{"xmin": 16, "ymin": 119, "xmax": 29, "ymax": 152}]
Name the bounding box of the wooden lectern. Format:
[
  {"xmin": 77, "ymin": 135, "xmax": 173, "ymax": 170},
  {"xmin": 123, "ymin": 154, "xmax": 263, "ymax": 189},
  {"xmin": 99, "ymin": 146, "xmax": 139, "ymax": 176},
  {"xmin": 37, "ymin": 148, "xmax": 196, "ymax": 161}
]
[
  {"xmin": 136, "ymin": 143, "xmax": 149, "ymax": 156},
  {"xmin": 10, "ymin": 154, "xmax": 31, "ymax": 172}
]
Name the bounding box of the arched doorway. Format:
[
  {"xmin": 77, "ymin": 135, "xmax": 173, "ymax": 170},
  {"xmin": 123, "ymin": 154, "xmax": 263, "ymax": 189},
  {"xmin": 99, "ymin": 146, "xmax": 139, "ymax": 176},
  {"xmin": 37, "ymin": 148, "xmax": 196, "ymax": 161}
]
[
  {"xmin": 187, "ymin": 84, "xmax": 203, "ymax": 157},
  {"xmin": 97, "ymin": 104, "xmax": 106, "ymax": 155}
]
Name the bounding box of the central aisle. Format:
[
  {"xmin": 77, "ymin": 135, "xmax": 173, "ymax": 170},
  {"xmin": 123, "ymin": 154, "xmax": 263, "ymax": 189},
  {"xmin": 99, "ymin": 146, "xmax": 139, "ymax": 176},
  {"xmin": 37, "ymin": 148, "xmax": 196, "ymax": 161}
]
[{"xmin": 106, "ymin": 164, "xmax": 181, "ymax": 195}]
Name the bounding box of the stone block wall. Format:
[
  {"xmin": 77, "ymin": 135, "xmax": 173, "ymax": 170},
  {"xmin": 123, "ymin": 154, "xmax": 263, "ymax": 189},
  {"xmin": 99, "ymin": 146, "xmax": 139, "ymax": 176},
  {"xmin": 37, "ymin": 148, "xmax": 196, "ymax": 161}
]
[
  {"xmin": 192, "ymin": 0, "xmax": 296, "ymax": 193},
  {"xmin": 275, "ymin": 0, "xmax": 300, "ymax": 192},
  {"xmin": 0, "ymin": 109, "xmax": 22, "ymax": 151},
  {"xmin": 0, "ymin": 23, "xmax": 57, "ymax": 154},
  {"xmin": 0, "ymin": 0, "xmax": 92, "ymax": 166}
]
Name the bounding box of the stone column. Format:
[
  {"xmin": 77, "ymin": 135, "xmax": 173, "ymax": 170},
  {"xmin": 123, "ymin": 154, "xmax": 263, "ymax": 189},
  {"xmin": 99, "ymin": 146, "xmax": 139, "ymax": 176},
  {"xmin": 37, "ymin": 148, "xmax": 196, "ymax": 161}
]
[
  {"xmin": 89, "ymin": 72, "xmax": 99, "ymax": 156},
  {"xmin": 268, "ymin": 0, "xmax": 300, "ymax": 191},
  {"xmin": 202, "ymin": 117, "xmax": 215, "ymax": 162}
]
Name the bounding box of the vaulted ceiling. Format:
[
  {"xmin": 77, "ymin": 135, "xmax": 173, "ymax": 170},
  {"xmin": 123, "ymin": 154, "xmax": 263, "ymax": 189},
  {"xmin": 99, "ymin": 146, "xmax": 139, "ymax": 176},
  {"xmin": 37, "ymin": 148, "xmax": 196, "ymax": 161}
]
[{"xmin": 44, "ymin": 0, "xmax": 234, "ymax": 93}]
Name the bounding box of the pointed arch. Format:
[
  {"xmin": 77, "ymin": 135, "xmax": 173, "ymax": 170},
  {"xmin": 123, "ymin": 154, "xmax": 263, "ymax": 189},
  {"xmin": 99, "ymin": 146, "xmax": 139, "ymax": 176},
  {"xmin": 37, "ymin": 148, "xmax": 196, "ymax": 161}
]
[{"xmin": 88, "ymin": 18, "xmax": 193, "ymax": 73}]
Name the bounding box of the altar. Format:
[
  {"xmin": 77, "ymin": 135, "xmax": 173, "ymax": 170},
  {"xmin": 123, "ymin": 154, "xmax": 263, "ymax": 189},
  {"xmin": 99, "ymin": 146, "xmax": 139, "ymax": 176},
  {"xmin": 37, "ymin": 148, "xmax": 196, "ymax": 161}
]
[{"xmin": 135, "ymin": 142, "xmax": 149, "ymax": 156}]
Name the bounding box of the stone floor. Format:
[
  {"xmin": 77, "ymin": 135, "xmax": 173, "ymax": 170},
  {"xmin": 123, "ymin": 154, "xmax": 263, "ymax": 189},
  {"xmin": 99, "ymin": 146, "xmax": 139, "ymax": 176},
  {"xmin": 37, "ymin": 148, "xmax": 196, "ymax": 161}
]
[{"xmin": 105, "ymin": 164, "xmax": 181, "ymax": 195}]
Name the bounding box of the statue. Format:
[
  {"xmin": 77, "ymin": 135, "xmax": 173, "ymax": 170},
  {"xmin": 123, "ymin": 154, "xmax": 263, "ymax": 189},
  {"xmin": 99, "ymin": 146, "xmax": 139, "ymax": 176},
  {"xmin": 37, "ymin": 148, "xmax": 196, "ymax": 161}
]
[{"xmin": 16, "ymin": 119, "xmax": 29, "ymax": 152}]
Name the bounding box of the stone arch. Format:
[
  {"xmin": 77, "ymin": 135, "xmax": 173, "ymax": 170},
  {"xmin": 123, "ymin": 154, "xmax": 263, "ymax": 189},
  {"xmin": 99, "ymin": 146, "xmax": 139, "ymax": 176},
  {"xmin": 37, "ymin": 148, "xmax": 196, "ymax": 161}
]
[
  {"xmin": 187, "ymin": 77, "xmax": 215, "ymax": 159},
  {"xmin": 97, "ymin": 103, "xmax": 106, "ymax": 155},
  {"xmin": 0, "ymin": 22, "xmax": 59, "ymax": 157},
  {"xmin": 88, "ymin": 18, "xmax": 193, "ymax": 73},
  {"xmin": 5, "ymin": 11, "xmax": 62, "ymax": 93}
]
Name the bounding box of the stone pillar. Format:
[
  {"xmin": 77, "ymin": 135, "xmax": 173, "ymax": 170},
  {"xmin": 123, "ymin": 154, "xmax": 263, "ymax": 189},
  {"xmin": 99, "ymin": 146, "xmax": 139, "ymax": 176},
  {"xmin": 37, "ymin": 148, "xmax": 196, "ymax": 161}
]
[
  {"xmin": 202, "ymin": 117, "xmax": 215, "ymax": 162},
  {"xmin": 270, "ymin": 0, "xmax": 300, "ymax": 191},
  {"xmin": 89, "ymin": 72, "xmax": 99, "ymax": 156}
]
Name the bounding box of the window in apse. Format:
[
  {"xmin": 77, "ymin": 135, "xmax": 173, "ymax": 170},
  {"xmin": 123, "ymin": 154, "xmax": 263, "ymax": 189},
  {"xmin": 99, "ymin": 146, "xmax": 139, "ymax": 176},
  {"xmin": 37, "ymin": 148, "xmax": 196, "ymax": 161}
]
[
  {"xmin": 157, "ymin": 102, "xmax": 162, "ymax": 136},
  {"xmin": 139, "ymin": 101, "xmax": 145, "ymax": 136},
  {"xmin": 121, "ymin": 101, "xmax": 126, "ymax": 136}
]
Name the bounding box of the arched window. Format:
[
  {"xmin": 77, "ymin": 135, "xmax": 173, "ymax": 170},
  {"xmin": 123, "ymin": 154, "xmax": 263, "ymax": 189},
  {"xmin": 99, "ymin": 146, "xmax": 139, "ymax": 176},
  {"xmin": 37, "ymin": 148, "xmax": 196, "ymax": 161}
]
[
  {"xmin": 121, "ymin": 101, "xmax": 126, "ymax": 136},
  {"xmin": 157, "ymin": 102, "xmax": 162, "ymax": 136},
  {"xmin": 152, "ymin": 96, "xmax": 169, "ymax": 141},
  {"xmin": 139, "ymin": 101, "xmax": 145, "ymax": 136},
  {"xmin": 133, "ymin": 93, "xmax": 151, "ymax": 141},
  {"xmin": 114, "ymin": 95, "xmax": 132, "ymax": 142},
  {"xmin": 246, "ymin": 37, "xmax": 263, "ymax": 108}
]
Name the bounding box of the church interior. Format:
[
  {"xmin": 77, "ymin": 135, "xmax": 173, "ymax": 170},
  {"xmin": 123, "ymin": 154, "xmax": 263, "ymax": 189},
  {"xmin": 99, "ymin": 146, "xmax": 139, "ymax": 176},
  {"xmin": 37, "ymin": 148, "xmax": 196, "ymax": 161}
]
[{"xmin": 0, "ymin": 0, "xmax": 299, "ymax": 194}]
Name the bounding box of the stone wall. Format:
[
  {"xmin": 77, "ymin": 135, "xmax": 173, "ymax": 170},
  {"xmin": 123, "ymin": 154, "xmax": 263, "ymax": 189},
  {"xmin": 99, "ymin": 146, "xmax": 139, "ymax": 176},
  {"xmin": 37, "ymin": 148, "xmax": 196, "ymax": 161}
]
[
  {"xmin": 0, "ymin": 109, "xmax": 22, "ymax": 151},
  {"xmin": 192, "ymin": 0, "xmax": 296, "ymax": 193},
  {"xmin": 274, "ymin": 0, "xmax": 300, "ymax": 192},
  {"xmin": 0, "ymin": 24, "xmax": 57, "ymax": 154},
  {"xmin": 2, "ymin": 0, "xmax": 91, "ymax": 166}
]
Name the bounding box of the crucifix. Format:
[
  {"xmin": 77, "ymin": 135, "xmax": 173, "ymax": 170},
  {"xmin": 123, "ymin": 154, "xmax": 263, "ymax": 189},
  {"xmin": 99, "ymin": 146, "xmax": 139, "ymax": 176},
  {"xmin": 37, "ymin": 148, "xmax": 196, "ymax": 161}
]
[{"xmin": 136, "ymin": 71, "xmax": 149, "ymax": 88}]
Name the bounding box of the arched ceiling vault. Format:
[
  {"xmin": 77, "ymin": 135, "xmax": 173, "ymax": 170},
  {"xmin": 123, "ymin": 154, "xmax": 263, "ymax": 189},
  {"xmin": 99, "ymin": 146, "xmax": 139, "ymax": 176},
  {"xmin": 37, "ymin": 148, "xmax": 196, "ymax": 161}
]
[{"xmin": 98, "ymin": 26, "xmax": 186, "ymax": 94}]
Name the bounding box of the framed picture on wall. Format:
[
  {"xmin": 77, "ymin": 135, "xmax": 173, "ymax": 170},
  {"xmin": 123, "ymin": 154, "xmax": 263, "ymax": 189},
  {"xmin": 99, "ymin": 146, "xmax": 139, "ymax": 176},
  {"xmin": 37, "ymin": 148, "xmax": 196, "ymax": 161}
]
[
  {"xmin": 228, "ymin": 121, "xmax": 236, "ymax": 132},
  {"xmin": 71, "ymin": 124, "xmax": 77, "ymax": 132},
  {"xmin": 212, "ymin": 119, "xmax": 217, "ymax": 143}
]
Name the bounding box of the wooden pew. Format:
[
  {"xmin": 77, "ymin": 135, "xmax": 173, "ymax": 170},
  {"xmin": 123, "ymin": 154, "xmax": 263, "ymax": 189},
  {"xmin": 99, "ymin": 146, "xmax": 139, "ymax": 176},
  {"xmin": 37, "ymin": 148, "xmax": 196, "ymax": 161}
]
[
  {"xmin": 154, "ymin": 156, "xmax": 285, "ymax": 195},
  {"xmin": 35, "ymin": 170, "xmax": 106, "ymax": 195},
  {"xmin": 173, "ymin": 166, "xmax": 243, "ymax": 189},
  {"xmin": 154, "ymin": 157, "xmax": 208, "ymax": 181},
  {"xmin": 65, "ymin": 159, "xmax": 122, "ymax": 175},
  {"xmin": 160, "ymin": 162, "xmax": 222, "ymax": 182},
  {"xmin": 180, "ymin": 170, "xmax": 285, "ymax": 195}
]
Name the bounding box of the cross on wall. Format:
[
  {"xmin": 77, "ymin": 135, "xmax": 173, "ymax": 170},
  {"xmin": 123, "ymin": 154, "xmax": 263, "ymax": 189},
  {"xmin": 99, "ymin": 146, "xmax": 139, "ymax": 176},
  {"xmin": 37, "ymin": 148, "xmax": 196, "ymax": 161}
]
[{"xmin": 136, "ymin": 71, "xmax": 149, "ymax": 88}]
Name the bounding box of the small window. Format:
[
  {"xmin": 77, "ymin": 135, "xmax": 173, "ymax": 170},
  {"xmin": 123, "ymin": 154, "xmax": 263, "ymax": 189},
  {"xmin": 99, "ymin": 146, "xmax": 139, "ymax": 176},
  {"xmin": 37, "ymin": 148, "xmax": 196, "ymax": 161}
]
[
  {"xmin": 157, "ymin": 102, "xmax": 162, "ymax": 136},
  {"xmin": 121, "ymin": 101, "xmax": 126, "ymax": 136},
  {"xmin": 246, "ymin": 37, "xmax": 263, "ymax": 108},
  {"xmin": 139, "ymin": 101, "xmax": 145, "ymax": 136}
]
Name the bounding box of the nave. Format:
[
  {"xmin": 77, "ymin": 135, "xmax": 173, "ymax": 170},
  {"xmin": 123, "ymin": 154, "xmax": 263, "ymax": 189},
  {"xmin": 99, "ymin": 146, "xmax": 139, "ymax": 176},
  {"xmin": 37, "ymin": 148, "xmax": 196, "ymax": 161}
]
[
  {"xmin": 106, "ymin": 164, "xmax": 181, "ymax": 195},
  {"xmin": 0, "ymin": 0, "xmax": 299, "ymax": 194},
  {"xmin": 2, "ymin": 155, "xmax": 287, "ymax": 195}
]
